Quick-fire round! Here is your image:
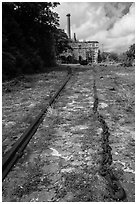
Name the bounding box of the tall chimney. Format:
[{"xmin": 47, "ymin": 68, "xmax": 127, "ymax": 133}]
[
  {"xmin": 74, "ymin": 33, "xmax": 76, "ymax": 41},
  {"xmin": 66, "ymin": 14, "xmax": 71, "ymax": 39}
]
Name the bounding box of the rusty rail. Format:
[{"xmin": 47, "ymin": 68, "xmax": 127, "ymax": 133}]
[{"xmin": 2, "ymin": 70, "xmax": 72, "ymax": 181}]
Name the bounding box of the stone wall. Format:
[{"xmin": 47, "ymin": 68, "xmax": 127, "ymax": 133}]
[{"xmin": 70, "ymin": 41, "xmax": 99, "ymax": 63}]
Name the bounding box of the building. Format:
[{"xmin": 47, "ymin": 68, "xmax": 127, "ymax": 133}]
[
  {"xmin": 69, "ymin": 40, "xmax": 99, "ymax": 63},
  {"xmin": 60, "ymin": 14, "xmax": 99, "ymax": 64}
]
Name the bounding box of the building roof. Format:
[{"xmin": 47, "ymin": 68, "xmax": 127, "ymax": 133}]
[
  {"xmin": 84, "ymin": 41, "xmax": 99, "ymax": 43},
  {"xmin": 69, "ymin": 40, "xmax": 99, "ymax": 43}
]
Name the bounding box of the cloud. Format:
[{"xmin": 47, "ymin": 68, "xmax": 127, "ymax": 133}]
[
  {"xmin": 108, "ymin": 3, "xmax": 135, "ymax": 37},
  {"xmin": 104, "ymin": 2, "xmax": 132, "ymax": 19},
  {"xmin": 54, "ymin": 2, "xmax": 135, "ymax": 53}
]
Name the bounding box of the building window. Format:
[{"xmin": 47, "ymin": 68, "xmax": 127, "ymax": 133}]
[
  {"xmin": 92, "ymin": 43, "xmax": 95, "ymax": 47},
  {"xmin": 78, "ymin": 45, "xmax": 81, "ymax": 49}
]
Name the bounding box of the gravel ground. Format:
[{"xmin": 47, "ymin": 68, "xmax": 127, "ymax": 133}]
[
  {"xmin": 2, "ymin": 64, "xmax": 135, "ymax": 201},
  {"xmin": 95, "ymin": 65, "xmax": 135, "ymax": 201},
  {"xmin": 2, "ymin": 70, "xmax": 67, "ymax": 154}
]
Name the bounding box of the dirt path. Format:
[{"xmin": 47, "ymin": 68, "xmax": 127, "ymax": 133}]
[{"xmin": 2, "ymin": 65, "xmax": 135, "ymax": 201}]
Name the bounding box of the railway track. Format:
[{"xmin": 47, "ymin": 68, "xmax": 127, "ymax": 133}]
[
  {"xmin": 2, "ymin": 65, "xmax": 134, "ymax": 202},
  {"xmin": 2, "ymin": 70, "xmax": 72, "ymax": 181}
]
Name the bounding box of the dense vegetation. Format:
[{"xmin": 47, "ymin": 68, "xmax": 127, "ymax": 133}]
[
  {"xmin": 3, "ymin": 2, "xmax": 135, "ymax": 81},
  {"xmin": 98, "ymin": 43, "xmax": 135, "ymax": 66},
  {"xmin": 2, "ymin": 2, "xmax": 69, "ymax": 81}
]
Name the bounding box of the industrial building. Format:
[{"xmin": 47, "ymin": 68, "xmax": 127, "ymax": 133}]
[{"xmin": 60, "ymin": 14, "xmax": 99, "ymax": 64}]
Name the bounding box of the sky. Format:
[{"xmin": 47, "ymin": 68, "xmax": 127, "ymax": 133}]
[{"xmin": 54, "ymin": 2, "xmax": 135, "ymax": 53}]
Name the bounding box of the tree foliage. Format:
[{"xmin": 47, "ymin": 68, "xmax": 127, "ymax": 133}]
[
  {"xmin": 119, "ymin": 44, "xmax": 135, "ymax": 66},
  {"xmin": 98, "ymin": 51, "xmax": 109, "ymax": 62},
  {"xmin": 126, "ymin": 44, "xmax": 135, "ymax": 61},
  {"xmin": 54, "ymin": 29, "xmax": 72, "ymax": 56},
  {"xmin": 97, "ymin": 49, "xmax": 102, "ymax": 63},
  {"xmin": 3, "ymin": 2, "xmax": 69, "ymax": 80},
  {"xmin": 108, "ymin": 52, "xmax": 118, "ymax": 62},
  {"xmin": 98, "ymin": 43, "xmax": 135, "ymax": 66}
]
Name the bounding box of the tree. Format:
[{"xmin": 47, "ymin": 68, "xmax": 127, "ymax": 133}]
[
  {"xmin": 108, "ymin": 52, "xmax": 118, "ymax": 62},
  {"xmin": 100, "ymin": 52, "xmax": 109, "ymax": 62},
  {"xmin": 2, "ymin": 2, "xmax": 60, "ymax": 80},
  {"xmin": 126, "ymin": 44, "xmax": 135, "ymax": 61},
  {"xmin": 54, "ymin": 29, "xmax": 72, "ymax": 56},
  {"xmin": 118, "ymin": 44, "xmax": 135, "ymax": 67},
  {"xmin": 118, "ymin": 52, "xmax": 127, "ymax": 62},
  {"xmin": 97, "ymin": 49, "xmax": 102, "ymax": 63}
]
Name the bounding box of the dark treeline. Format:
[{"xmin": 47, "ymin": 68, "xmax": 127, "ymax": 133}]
[{"xmin": 2, "ymin": 2, "xmax": 69, "ymax": 80}]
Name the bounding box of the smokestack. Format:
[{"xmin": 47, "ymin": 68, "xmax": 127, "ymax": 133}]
[
  {"xmin": 74, "ymin": 33, "xmax": 76, "ymax": 41},
  {"xmin": 66, "ymin": 13, "xmax": 71, "ymax": 39}
]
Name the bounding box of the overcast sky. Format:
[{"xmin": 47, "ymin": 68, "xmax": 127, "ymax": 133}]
[{"xmin": 54, "ymin": 2, "xmax": 135, "ymax": 53}]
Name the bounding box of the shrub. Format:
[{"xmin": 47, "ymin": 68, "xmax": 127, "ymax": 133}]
[{"xmin": 2, "ymin": 51, "xmax": 17, "ymax": 80}]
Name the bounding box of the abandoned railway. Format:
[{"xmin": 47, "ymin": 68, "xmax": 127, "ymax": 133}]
[
  {"xmin": 2, "ymin": 64, "xmax": 135, "ymax": 202},
  {"xmin": 2, "ymin": 70, "xmax": 72, "ymax": 181}
]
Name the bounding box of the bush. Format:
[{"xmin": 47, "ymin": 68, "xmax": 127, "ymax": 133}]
[
  {"xmin": 2, "ymin": 52, "xmax": 17, "ymax": 80},
  {"xmin": 80, "ymin": 60, "xmax": 88, "ymax": 65},
  {"xmin": 30, "ymin": 54, "xmax": 44, "ymax": 72},
  {"xmin": 2, "ymin": 2, "xmax": 60, "ymax": 81}
]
